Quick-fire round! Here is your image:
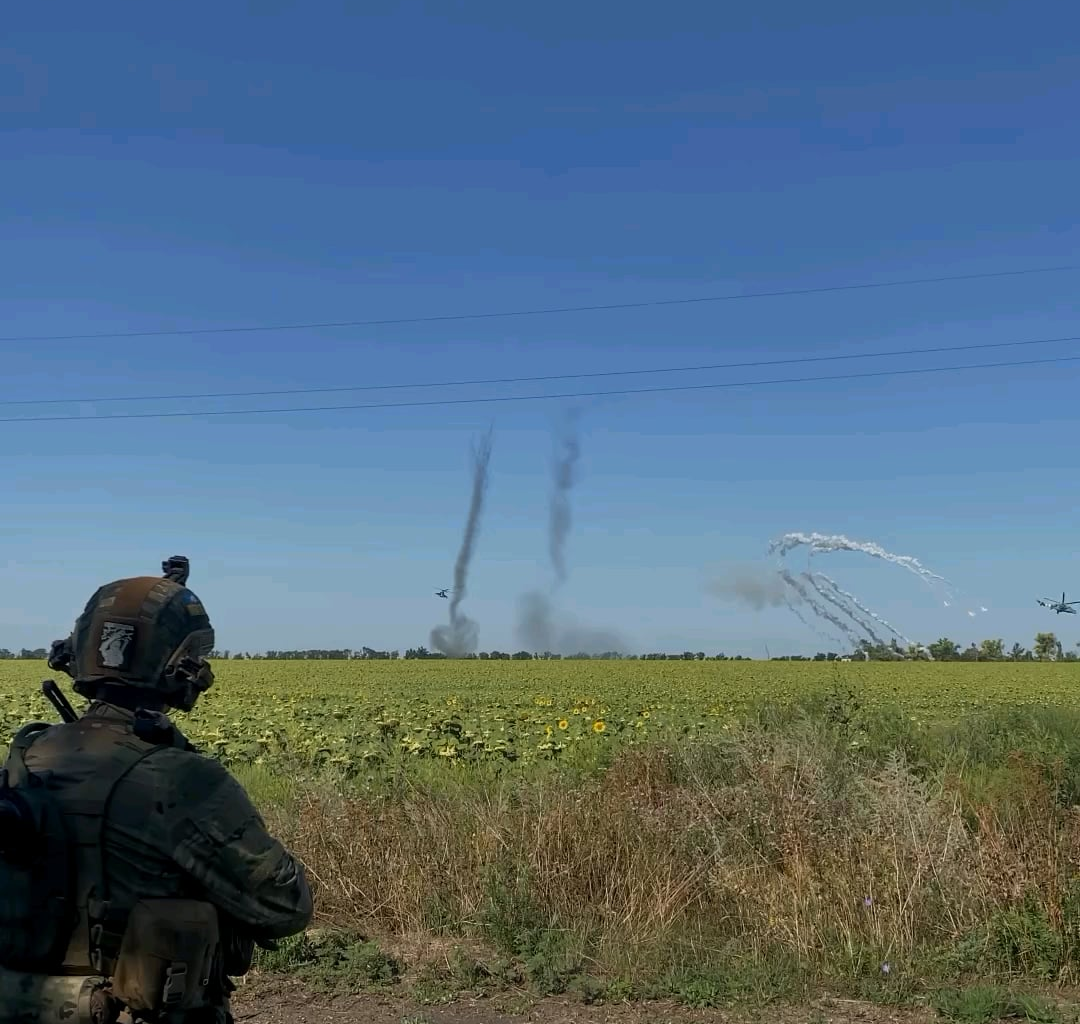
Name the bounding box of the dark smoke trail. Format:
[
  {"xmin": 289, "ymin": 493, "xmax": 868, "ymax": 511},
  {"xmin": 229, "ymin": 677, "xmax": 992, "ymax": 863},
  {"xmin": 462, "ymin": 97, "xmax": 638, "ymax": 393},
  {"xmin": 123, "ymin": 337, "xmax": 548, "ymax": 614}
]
[
  {"xmin": 517, "ymin": 590, "xmax": 555, "ymax": 653},
  {"xmin": 430, "ymin": 429, "xmax": 493, "ymax": 657},
  {"xmin": 548, "ymin": 414, "xmax": 580, "ymax": 587},
  {"xmin": 514, "ymin": 412, "xmax": 626, "ymax": 656}
]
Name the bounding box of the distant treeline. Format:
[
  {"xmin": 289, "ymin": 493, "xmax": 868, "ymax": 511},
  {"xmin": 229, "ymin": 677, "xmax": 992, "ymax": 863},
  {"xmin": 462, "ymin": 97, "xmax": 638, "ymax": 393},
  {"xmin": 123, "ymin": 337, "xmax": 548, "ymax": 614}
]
[
  {"xmin": 1, "ymin": 645, "xmax": 752, "ymax": 662},
  {"xmin": 2, "ymin": 633, "xmax": 1072, "ymax": 662},
  {"xmin": 208, "ymin": 648, "xmax": 755, "ymax": 661}
]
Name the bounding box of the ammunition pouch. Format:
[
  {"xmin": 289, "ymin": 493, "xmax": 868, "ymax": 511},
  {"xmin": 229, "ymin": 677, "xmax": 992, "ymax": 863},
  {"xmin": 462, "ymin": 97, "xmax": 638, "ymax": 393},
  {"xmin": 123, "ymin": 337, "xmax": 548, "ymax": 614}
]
[
  {"xmin": 0, "ymin": 966, "xmax": 118, "ymax": 1024},
  {"xmin": 109, "ymin": 900, "xmax": 220, "ymax": 1018},
  {"xmin": 220, "ymin": 930, "xmax": 254, "ymax": 979}
]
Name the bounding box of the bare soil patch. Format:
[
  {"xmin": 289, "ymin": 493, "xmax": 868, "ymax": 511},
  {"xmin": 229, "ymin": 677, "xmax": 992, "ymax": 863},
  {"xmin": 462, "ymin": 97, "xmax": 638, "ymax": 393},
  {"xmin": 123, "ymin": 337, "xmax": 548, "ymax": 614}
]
[{"xmin": 232, "ymin": 977, "xmax": 938, "ymax": 1024}]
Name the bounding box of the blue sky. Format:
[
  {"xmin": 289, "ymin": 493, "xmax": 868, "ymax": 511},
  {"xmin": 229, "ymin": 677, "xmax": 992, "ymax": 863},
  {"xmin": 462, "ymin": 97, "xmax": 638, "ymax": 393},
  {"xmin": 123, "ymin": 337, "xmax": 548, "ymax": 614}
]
[{"xmin": 2, "ymin": 0, "xmax": 1079, "ymax": 657}]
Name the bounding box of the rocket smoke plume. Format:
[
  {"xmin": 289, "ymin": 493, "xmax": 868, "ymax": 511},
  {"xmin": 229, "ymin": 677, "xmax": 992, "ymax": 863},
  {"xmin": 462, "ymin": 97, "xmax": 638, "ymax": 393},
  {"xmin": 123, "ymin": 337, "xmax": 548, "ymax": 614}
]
[
  {"xmin": 548, "ymin": 415, "xmax": 580, "ymax": 587},
  {"xmin": 430, "ymin": 430, "xmax": 493, "ymax": 657}
]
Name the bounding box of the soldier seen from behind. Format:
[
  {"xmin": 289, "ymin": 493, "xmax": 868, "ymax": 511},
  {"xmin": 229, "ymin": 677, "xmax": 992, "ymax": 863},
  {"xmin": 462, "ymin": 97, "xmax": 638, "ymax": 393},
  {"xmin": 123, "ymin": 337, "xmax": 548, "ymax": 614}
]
[{"xmin": 0, "ymin": 557, "xmax": 313, "ymax": 1024}]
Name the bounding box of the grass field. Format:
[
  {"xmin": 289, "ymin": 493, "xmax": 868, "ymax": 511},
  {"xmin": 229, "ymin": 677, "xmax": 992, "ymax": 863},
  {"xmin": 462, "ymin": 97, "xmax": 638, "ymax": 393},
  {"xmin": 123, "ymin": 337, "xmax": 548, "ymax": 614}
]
[{"xmin": 5, "ymin": 658, "xmax": 1080, "ymax": 1019}]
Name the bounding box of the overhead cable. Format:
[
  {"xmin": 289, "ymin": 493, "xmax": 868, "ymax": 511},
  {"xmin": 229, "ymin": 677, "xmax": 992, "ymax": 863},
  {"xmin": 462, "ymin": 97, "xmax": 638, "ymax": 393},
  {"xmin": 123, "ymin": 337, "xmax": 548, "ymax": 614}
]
[
  {"xmin": 3, "ymin": 263, "xmax": 1075, "ymax": 343},
  {"xmin": 4, "ymin": 332, "xmax": 1079, "ymax": 408},
  {"xmin": 1, "ymin": 352, "xmax": 1076, "ymax": 424}
]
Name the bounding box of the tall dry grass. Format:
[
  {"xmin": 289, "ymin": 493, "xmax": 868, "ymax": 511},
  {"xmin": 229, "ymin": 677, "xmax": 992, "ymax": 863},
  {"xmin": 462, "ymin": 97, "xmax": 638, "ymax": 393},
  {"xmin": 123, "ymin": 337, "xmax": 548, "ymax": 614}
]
[{"xmin": 258, "ymin": 693, "xmax": 1080, "ymax": 991}]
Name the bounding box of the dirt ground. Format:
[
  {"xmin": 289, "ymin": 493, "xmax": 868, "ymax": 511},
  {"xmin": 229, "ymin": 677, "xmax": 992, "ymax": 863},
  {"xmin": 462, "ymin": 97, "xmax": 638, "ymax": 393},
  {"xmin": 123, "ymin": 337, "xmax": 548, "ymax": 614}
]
[{"xmin": 231, "ymin": 977, "xmax": 939, "ymax": 1024}]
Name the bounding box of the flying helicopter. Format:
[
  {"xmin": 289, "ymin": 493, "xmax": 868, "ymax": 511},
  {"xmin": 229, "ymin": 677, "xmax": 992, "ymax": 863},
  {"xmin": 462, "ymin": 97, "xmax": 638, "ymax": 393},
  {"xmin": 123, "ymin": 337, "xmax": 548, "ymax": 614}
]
[
  {"xmin": 1037, "ymin": 592, "xmax": 1079, "ymax": 614},
  {"xmin": 435, "ymin": 588, "xmax": 455, "ymax": 599}
]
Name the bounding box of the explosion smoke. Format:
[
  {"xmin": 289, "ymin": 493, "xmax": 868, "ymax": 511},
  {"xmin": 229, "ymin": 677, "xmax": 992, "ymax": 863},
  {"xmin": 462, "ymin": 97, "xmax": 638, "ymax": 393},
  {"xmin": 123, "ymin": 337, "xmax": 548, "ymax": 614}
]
[
  {"xmin": 516, "ymin": 590, "xmax": 628, "ymax": 657},
  {"xmin": 430, "ymin": 430, "xmax": 493, "ymax": 657},
  {"xmin": 708, "ymin": 568, "xmax": 789, "ymax": 610},
  {"xmin": 515, "ymin": 413, "xmax": 627, "ymax": 656}
]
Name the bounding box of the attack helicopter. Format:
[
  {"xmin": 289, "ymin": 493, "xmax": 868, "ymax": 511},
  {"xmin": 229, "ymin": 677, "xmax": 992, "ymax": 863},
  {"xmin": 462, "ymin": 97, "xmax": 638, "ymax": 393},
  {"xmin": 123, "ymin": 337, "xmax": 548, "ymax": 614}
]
[{"xmin": 1037, "ymin": 592, "xmax": 1079, "ymax": 614}]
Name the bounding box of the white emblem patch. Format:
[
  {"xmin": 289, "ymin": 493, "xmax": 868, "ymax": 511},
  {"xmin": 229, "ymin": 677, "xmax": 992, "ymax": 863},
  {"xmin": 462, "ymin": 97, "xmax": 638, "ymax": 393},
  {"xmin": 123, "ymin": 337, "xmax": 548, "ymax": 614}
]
[{"xmin": 99, "ymin": 622, "xmax": 135, "ymax": 669}]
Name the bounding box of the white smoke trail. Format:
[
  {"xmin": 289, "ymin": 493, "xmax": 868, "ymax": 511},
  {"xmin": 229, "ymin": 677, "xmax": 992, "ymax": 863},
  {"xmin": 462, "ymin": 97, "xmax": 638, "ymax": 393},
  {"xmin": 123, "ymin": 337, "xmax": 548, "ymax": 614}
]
[
  {"xmin": 770, "ymin": 531, "xmax": 954, "ymax": 600},
  {"xmin": 787, "ymin": 599, "xmax": 844, "ymax": 647},
  {"xmin": 780, "ymin": 570, "xmax": 861, "ymax": 646},
  {"xmin": 804, "ymin": 572, "xmax": 885, "ymax": 645},
  {"xmin": 814, "ymin": 572, "xmax": 913, "ymax": 646},
  {"xmin": 768, "ymin": 530, "xmax": 963, "ymax": 653}
]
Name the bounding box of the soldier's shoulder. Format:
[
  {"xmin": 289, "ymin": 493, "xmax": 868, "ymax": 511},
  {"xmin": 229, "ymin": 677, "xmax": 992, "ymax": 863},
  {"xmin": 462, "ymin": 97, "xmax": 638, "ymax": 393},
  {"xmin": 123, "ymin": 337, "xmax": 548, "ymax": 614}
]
[
  {"xmin": 134, "ymin": 742, "xmax": 230, "ymax": 782},
  {"xmin": 130, "ymin": 744, "xmax": 256, "ymax": 815}
]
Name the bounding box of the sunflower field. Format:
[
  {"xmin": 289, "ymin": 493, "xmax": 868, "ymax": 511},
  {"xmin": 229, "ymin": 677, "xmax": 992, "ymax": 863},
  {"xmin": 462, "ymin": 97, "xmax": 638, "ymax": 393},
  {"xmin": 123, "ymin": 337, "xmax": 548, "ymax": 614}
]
[{"xmin": 2, "ymin": 658, "xmax": 1078, "ymax": 783}]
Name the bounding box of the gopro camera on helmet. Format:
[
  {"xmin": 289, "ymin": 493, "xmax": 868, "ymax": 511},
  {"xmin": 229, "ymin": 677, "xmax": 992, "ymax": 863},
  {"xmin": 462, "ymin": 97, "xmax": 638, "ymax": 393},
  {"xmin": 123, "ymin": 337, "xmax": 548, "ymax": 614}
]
[{"xmin": 162, "ymin": 555, "xmax": 190, "ymax": 587}]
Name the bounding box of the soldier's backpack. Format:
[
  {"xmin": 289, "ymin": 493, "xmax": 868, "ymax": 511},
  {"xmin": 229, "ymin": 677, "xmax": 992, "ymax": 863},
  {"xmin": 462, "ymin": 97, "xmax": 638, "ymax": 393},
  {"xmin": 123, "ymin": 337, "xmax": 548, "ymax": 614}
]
[{"xmin": 0, "ymin": 722, "xmax": 78, "ymax": 973}]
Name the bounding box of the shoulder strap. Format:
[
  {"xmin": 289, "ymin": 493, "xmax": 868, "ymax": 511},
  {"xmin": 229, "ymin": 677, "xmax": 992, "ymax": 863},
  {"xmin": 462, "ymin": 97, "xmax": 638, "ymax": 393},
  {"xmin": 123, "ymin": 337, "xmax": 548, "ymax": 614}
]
[
  {"xmin": 49, "ymin": 721, "xmax": 169, "ymax": 973},
  {"xmin": 87, "ymin": 736, "xmax": 163, "ymax": 974},
  {"xmin": 2, "ymin": 722, "xmax": 54, "ymax": 789}
]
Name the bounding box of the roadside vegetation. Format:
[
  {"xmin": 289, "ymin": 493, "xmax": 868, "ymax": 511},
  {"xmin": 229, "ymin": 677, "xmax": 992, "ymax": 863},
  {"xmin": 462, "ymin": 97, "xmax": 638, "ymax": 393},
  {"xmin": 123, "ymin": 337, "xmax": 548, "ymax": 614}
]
[{"xmin": 4, "ymin": 659, "xmax": 1080, "ymax": 1020}]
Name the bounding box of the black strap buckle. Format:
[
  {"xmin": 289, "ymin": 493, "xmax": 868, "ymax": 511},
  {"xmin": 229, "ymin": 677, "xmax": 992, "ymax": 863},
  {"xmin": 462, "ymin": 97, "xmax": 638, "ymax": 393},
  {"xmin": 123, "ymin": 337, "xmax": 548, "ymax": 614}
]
[
  {"xmin": 162, "ymin": 963, "xmax": 187, "ymax": 1006},
  {"xmin": 89, "ymin": 923, "xmax": 104, "ymax": 973}
]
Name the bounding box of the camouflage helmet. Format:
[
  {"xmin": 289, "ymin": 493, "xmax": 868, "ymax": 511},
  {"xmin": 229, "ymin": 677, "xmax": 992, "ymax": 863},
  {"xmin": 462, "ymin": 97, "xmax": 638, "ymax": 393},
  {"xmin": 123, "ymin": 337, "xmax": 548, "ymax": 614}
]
[{"xmin": 51, "ymin": 576, "xmax": 215, "ymax": 712}]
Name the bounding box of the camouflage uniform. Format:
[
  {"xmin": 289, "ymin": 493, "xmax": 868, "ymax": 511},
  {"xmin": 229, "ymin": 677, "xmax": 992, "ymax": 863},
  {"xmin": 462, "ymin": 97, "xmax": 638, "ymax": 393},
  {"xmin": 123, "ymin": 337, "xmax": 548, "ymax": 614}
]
[
  {"xmin": 23, "ymin": 702, "xmax": 313, "ymax": 972},
  {"xmin": 1, "ymin": 566, "xmax": 313, "ymax": 1024}
]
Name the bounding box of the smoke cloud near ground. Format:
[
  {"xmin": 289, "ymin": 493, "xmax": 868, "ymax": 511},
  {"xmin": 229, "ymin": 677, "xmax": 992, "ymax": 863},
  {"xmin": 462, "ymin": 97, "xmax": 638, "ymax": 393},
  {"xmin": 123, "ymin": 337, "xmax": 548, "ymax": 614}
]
[
  {"xmin": 515, "ymin": 590, "xmax": 629, "ymax": 657},
  {"xmin": 708, "ymin": 565, "xmax": 791, "ymax": 610},
  {"xmin": 514, "ymin": 412, "xmax": 628, "ymax": 656},
  {"xmin": 430, "ymin": 429, "xmax": 493, "ymax": 657}
]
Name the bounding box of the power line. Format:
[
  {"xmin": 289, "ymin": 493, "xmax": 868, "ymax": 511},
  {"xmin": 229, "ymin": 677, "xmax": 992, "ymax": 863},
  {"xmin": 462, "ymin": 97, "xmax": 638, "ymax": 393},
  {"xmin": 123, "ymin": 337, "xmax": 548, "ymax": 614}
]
[
  {"xmin": 3, "ymin": 264, "xmax": 1076, "ymax": 343},
  {"xmin": 2, "ymin": 352, "xmax": 1076, "ymax": 424},
  {"xmin": 5, "ymin": 332, "xmax": 1079, "ymax": 408}
]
